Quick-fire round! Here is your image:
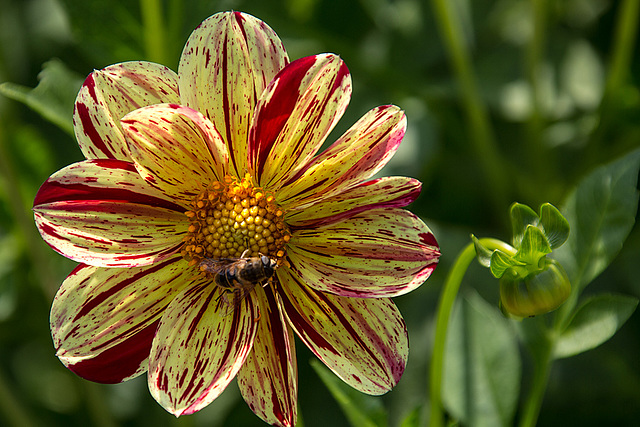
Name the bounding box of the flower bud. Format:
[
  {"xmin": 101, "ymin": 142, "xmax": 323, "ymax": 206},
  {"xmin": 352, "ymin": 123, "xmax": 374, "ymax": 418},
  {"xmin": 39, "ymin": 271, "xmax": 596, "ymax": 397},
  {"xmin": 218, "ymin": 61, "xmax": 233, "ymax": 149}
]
[{"xmin": 499, "ymin": 258, "xmax": 571, "ymax": 317}]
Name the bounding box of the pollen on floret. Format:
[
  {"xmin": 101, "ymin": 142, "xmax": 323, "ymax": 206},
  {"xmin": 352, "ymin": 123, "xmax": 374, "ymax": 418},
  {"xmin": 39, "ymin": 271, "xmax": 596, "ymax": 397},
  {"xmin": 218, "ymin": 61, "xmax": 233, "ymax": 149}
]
[{"xmin": 181, "ymin": 174, "xmax": 291, "ymax": 266}]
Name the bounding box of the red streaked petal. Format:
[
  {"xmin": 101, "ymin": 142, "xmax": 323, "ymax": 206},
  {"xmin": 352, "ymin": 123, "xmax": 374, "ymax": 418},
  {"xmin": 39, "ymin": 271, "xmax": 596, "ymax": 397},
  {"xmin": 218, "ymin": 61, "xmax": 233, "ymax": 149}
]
[
  {"xmin": 51, "ymin": 257, "xmax": 191, "ymax": 383},
  {"xmin": 34, "ymin": 160, "xmax": 186, "ymax": 267},
  {"xmin": 285, "ymin": 207, "xmax": 439, "ymax": 297},
  {"xmin": 148, "ymin": 280, "xmax": 259, "ymax": 416},
  {"xmin": 237, "ymin": 286, "xmax": 297, "ymax": 427},
  {"xmin": 74, "ymin": 62, "xmax": 179, "ymax": 160},
  {"xmin": 33, "ymin": 159, "xmax": 183, "ymax": 211},
  {"xmin": 249, "ymin": 54, "xmax": 351, "ymax": 188},
  {"xmin": 286, "ymin": 176, "xmax": 422, "ymax": 229},
  {"xmin": 276, "ymin": 269, "xmax": 408, "ymax": 394},
  {"xmin": 121, "ymin": 104, "xmax": 229, "ymax": 206},
  {"xmin": 278, "ymin": 105, "xmax": 406, "ymax": 207},
  {"xmin": 179, "ymin": 11, "xmax": 288, "ymax": 177},
  {"xmin": 285, "ymin": 246, "xmax": 436, "ymax": 299}
]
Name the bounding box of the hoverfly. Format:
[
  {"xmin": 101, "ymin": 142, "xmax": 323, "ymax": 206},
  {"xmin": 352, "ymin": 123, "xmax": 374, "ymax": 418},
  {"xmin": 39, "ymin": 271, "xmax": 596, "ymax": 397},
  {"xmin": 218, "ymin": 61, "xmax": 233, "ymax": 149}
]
[{"xmin": 199, "ymin": 250, "xmax": 278, "ymax": 314}]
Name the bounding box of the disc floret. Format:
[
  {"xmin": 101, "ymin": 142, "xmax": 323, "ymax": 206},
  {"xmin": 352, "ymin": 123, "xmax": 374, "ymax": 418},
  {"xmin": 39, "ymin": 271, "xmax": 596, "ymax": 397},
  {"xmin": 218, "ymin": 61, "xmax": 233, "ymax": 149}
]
[{"xmin": 181, "ymin": 173, "xmax": 290, "ymax": 266}]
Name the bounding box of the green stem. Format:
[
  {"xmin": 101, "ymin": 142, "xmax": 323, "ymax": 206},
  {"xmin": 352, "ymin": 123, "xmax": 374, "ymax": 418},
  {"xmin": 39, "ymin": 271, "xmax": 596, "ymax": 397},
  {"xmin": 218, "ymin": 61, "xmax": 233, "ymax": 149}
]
[
  {"xmin": 429, "ymin": 0, "xmax": 509, "ymax": 221},
  {"xmin": 526, "ymin": 0, "xmax": 546, "ymax": 116},
  {"xmin": 140, "ymin": 0, "xmax": 168, "ymax": 64},
  {"xmin": 553, "ymin": 272, "xmax": 582, "ymax": 332},
  {"xmin": 166, "ymin": 0, "xmax": 185, "ymax": 70},
  {"xmin": 587, "ymin": 0, "xmax": 639, "ymax": 165},
  {"xmin": 603, "ymin": 0, "xmax": 640, "ymax": 102},
  {"xmin": 525, "ymin": 0, "xmax": 552, "ymax": 191},
  {"xmin": 523, "ymin": 269, "xmax": 581, "ymax": 427},
  {"xmin": 429, "ymin": 238, "xmax": 513, "ymax": 427},
  {"xmin": 518, "ymin": 335, "xmax": 553, "ymax": 427}
]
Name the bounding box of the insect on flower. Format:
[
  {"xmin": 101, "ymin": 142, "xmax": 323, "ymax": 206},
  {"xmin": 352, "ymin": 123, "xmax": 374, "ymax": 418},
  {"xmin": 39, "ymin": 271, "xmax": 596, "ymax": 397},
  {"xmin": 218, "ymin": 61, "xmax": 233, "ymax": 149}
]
[{"xmin": 199, "ymin": 250, "xmax": 278, "ymax": 313}]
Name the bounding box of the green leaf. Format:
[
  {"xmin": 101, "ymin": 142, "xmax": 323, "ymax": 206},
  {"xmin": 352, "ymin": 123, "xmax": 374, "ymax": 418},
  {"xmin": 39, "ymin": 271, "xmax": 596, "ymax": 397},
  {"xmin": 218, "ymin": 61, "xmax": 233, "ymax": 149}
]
[
  {"xmin": 553, "ymin": 148, "xmax": 640, "ymax": 290},
  {"xmin": 539, "ymin": 203, "xmax": 570, "ymax": 249},
  {"xmin": 398, "ymin": 406, "xmax": 420, "ymax": 427},
  {"xmin": 0, "ymin": 59, "xmax": 83, "ymax": 135},
  {"xmin": 442, "ymin": 292, "xmax": 521, "ymax": 427},
  {"xmin": 510, "ymin": 203, "xmax": 539, "ymax": 248},
  {"xmin": 310, "ymin": 359, "xmax": 387, "ymax": 427},
  {"xmin": 490, "ymin": 250, "xmax": 525, "ymax": 278},
  {"xmin": 554, "ymin": 294, "xmax": 638, "ymax": 359}
]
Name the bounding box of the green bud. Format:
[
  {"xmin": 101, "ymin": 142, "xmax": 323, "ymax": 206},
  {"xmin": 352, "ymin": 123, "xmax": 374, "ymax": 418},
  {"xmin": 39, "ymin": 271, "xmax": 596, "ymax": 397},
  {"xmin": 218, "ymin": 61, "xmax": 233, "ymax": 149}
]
[
  {"xmin": 510, "ymin": 202, "xmax": 569, "ymax": 251},
  {"xmin": 499, "ymin": 258, "xmax": 571, "ymax": 317}
]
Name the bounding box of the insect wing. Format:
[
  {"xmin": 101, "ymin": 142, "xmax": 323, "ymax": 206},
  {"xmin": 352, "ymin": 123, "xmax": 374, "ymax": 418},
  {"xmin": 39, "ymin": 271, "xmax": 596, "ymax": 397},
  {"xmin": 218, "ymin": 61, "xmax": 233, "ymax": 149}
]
[{"xmin": 199, "ymin": 257, "xmax": 231, "ymax": 275}]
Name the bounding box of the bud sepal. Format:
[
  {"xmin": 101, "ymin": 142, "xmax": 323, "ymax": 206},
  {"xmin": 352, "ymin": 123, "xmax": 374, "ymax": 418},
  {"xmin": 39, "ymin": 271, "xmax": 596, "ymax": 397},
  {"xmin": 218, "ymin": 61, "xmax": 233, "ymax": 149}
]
[{"xmin": 473, "ymin": 202, "xmax": 571, "ymax": 317}]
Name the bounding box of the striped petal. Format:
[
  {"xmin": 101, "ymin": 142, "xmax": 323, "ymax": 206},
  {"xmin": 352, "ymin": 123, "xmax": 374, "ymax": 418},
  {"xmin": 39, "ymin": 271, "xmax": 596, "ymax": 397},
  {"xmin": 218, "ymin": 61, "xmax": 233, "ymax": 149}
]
[
  {"xmin": 50, "ymin": 256, "xmax": 191, "ymax": 383},
  {"xmin": 286, "ymin": 208, "xmax": 439, "ymax": 297},
  {"xmin": 74, "ymin": 61, "xmax": 180, "ymax": 160},
  {"xmin": 33, "ymin": 159, "xmax": 186, "ymax": 267},
  {"xmin": 237, "ymin": 287, "xmax": 297, "ymax": 427},
  {"xmin": 148, "ymin": 280, "xmax": 259, "ymax": 416},
  {"xmin": 179, "ymin": 11, "xmax": 288, "ymax": 177},
  {"xmin": 250, "ymin": 54, "xmax": 351, "ymax": 189},
  {"xmin": 121, "ymin": 104, "xmax": 229, "ymax": 206},
  {"xmin": 286, "ymin": 176, "xmax": 421, "ymax": 229},
  {"xmin": 278, "ymin": 105, "xmax": 406, "ymax": 208},
  {"xmin": 277, "ymin": 269, "xmax": 408, "ymax": 394}
]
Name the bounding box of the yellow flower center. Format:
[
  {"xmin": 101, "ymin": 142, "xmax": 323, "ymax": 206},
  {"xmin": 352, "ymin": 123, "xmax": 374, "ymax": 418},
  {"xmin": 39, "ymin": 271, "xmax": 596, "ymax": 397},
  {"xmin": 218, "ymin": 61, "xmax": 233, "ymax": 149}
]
[{"xmin": 181, "ymin": 174, "xmax": 290, "ymax": 267}]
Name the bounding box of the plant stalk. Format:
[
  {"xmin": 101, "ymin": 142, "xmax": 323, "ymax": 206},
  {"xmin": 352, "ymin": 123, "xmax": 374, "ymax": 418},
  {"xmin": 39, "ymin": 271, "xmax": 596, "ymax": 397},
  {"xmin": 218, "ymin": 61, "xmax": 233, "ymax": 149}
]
[
  {"xmin": 429, "ymin": 0, "xmax": 509, "ymax": 222},
  {"xmin": 140, "ymin": 0, "xmax": 168, "ymax": 65},
  {"xmin": 429, "ymin": 238, "xmax": 514, "ymax": 426},
  {"xmin": 518, "ymin": 338, "xmax": 553, "ymax": 427}
]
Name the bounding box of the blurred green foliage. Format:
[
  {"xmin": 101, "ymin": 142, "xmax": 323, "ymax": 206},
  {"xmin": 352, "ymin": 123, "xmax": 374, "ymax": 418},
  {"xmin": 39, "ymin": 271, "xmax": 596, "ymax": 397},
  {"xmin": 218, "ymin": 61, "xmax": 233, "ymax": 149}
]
[{"xmin": 0, "ymin": 0, "xmax": 639, "ymax": 426}]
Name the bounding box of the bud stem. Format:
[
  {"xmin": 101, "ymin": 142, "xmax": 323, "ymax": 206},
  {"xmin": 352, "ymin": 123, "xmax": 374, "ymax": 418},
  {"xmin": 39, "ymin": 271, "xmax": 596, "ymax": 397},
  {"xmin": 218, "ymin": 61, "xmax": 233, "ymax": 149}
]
[
  {"xmin": 429, "ymin": 238, "xmax": 513, "ymax": 427},
  {"xmin": 518, "ymin": 339, "xmax": 553, "ymax": 427}
]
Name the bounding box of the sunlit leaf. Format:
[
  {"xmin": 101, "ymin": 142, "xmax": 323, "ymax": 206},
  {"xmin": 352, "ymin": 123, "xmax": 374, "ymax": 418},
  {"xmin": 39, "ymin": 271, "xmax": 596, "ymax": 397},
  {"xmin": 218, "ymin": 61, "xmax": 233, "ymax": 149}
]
[
  {"xmin": 554, "ymin": 294, "xmax": 638, "ymax": 359},
  {"xmin": 310, "ymin": 359, "xmax": 387, "ymax": 427},
  {"xmin": 553, "ymin": 149, "xmax": 640, "ymax": 290},
  {"xmin": 443, "ymin": 292, "xmax": 521, "ymax": 427}
]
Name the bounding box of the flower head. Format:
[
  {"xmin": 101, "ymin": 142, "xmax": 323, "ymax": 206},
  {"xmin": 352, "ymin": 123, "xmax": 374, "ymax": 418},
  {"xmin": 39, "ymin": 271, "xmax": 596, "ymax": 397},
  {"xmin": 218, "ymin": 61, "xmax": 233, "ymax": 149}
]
[{"xmin": 34, "ymin": 11, "xmax": 440, "ymax": 426}]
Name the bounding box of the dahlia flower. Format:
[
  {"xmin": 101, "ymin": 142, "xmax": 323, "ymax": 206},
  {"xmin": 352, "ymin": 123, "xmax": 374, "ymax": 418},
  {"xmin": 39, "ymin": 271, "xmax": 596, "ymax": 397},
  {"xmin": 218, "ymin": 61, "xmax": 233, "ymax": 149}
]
[{"xmin": 34, "ymin": 11, "xmax": 440, "ymax": 426}]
